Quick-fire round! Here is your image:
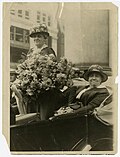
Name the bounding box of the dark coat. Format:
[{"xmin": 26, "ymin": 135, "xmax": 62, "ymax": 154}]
[
  {"xmin": 27, "ymin": 47, "xmax": 56, "ymax": 57},
  {"xmin": 74, "ymin": 85, "xmax": 110, "ymax": 114}
]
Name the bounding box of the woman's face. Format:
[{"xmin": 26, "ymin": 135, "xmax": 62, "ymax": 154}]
[
  {"xmin": 34, "ymin": 34, "xmax": 46, "ymax": 48},
  {"xmin": 88, "ymin": 72, "xmax": 102, "ymax": 88}
]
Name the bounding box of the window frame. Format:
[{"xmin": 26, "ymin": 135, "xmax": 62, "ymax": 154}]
[
  {"xmin": 10, "ymin": 10, "xmax": 15, "ymax": 15},
  {"xmin": 10, "ymin": 25, "xmax": 30, "ymax": 44},
  {"xmin": 25, "ymin": 10, "xmax": 30, "ymax": 20},
  {"xmin": 18, "ymin": 10, "xmax": 23, "ymax": 17}
]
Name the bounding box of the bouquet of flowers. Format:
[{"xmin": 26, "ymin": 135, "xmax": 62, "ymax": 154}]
[{"xmin": 13, "ymin": 53, "xmax": 77, "ymax": 105}]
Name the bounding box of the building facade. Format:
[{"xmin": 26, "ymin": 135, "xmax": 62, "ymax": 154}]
[
  {"xmin": 10, "ymin": 3, "xmax": 117, "ymax": 75},
  {"xmin": 59, "ymin": 3, "xmax": 117, "ymax": 74}
]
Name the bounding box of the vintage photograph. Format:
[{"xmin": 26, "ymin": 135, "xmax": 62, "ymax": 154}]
[{"xmin": 2, "ymin": 2, "xmax": 118, "ymax": 154}]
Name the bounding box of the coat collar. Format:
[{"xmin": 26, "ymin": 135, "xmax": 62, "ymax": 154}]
[
  {"xmin": 76, "ymin": 84, "xmax": 107, "ymax": 99},
  {"xmin": 34, "ymin": 44, "xmax": 48, "ymax": 53}
]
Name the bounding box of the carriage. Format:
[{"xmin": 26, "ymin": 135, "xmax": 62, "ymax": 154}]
[{"xmin": 10, "ymin": 93, "xmax": 113, "ymax": 152}]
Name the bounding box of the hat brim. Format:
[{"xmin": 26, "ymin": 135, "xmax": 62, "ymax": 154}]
[
  {"xmin": 84, "ymin": 70, "xmax": 108, "ymax": 82},
  {"xmin": 29, "ymin": 32, "xmax": 49, "ymax": 38}
]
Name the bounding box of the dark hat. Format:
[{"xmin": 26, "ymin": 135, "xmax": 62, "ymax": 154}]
[
  {"xmin": 29, "ymin": 23, "xmax": 49, "ymax": 38},
  {"xmin": 83, "ymin": 65, "xmax": 108, "ymax": 82}
]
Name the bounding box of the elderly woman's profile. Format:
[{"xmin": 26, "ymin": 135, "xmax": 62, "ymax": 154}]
[
  {"xmin": 72, "ymin": 64, "xmax": 111, "ymax": 114},
  {"xmin": 28, "ymin": 23, "xmax": 56, "ymax": 57}
]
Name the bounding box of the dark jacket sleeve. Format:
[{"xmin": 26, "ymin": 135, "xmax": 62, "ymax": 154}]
[
  {"xmin": 48, "ymin": 47, "xmax": 56, "ymax": 57},
  {"xmin": 51, "ymin": 89, "xmax": 110, "ymax": 119},
  {"xmin": 74, "ymin": 90, "xmax": 109, "ymax": 115}
]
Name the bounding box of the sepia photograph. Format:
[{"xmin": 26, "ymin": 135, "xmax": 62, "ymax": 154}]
[{"xmin": 2, "ymin": 2, "xmax": 118, "ymax": 155}]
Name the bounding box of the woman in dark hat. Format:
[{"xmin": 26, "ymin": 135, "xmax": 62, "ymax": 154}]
[
  {"xmin": 71, "ymin": 64, "xmax": 113, "ymax": 151},
  {"xmin": 27, "ymin": 23, "xmax": 56, "ymax": 58},
  {"xmin": 54, "ymin": 64, "xmax": 111, "ymax": 116},
  {"xmin": 73, "ymin": 64, "xmax": 110, "ymax": 114}
]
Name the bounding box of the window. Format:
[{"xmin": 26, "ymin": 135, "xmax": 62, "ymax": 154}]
[
  {"xmin": 10, "ymin": 26, "xmax": 30, "ymax": 44},
  {"xmin": 16, "ymin": 27, "xmax": 24, "ymax": 42},
  {"xmin": 24, "ymin": 29, "xmax": 30, "ymax": 43},
  {"xmin": 10, "ymin": 10, "xmax": 15, "ymax": 15},
  {"xmin": 18, "ymin": 10, "xmax": 22, "ymax": 17},
  {"xmin": 37, "ymin": 15, "xmax": 40, "ymax": 20},
  {"xmin": 25, "ymin": 11, "xmax": 29, "ymax": 19},
  {"xmin": 10, "ymin": 26, "xmax": 14, "ymax": 40},
  {"xmin": 42, "ymin": 13, "xmax": 46, "ymax": 23},
  {"xmin": 37, "ymin": 11, "xmax": 41, "ymax": 23},
  {"xmin": 48, "ymin": 16, "xmax": 51, "ymax": 26}
]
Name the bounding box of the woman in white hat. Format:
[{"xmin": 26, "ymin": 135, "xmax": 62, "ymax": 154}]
[
  {"xmin": 27, "ymin": 23, "xmax": 56, "ymax": 58},
  {"xmin": 10, "ymin": 24, "xmax": 56, "ymax": 116}
]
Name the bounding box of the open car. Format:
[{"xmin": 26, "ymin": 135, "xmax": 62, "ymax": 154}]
[{"xmin": 10, "ymin": 84, "xmax": 113, "ymax": 152}]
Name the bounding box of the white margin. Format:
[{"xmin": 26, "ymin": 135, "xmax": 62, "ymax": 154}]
[{"xmin": 0, "ymin": 0, "xmax": 120, "ymax": 157}]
